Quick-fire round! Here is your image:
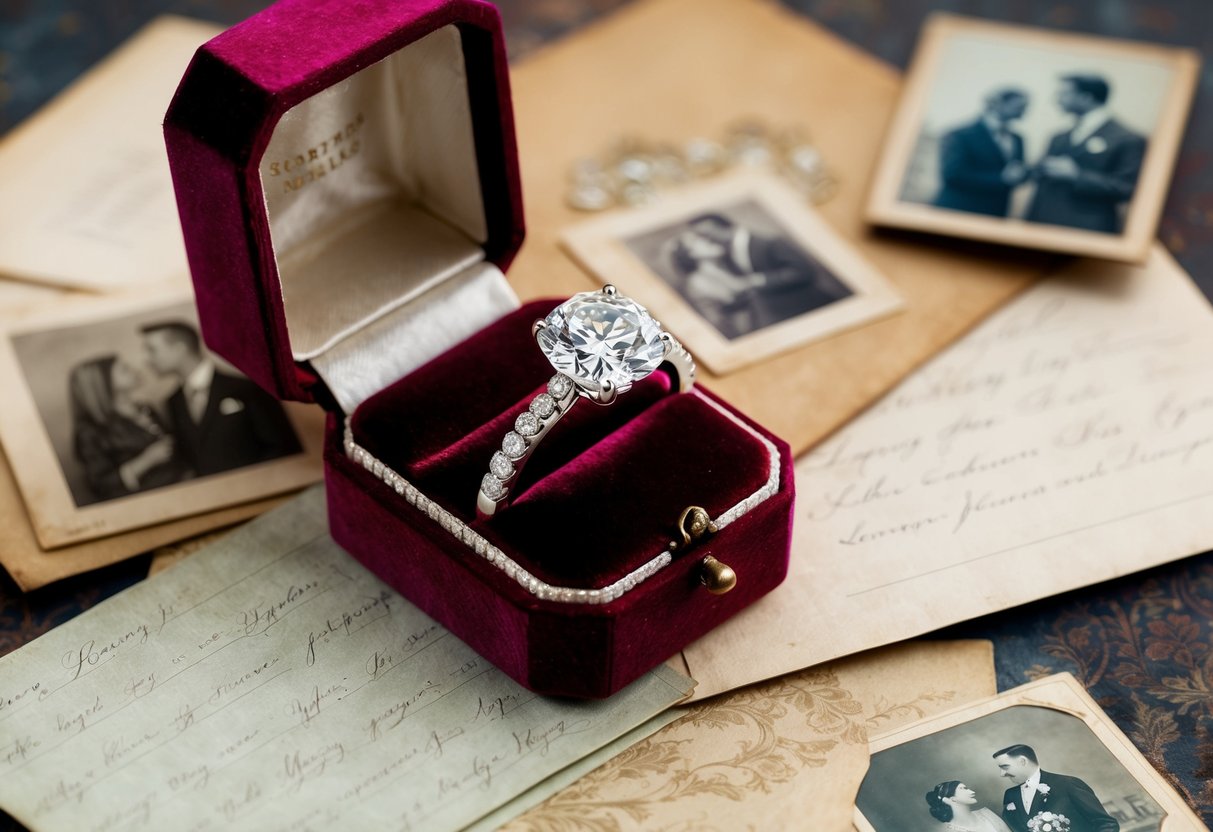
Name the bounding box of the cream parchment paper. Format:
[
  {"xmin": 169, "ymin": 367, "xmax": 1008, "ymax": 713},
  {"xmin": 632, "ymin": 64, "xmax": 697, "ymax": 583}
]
[
  {"xmin": 0, "ymin": 17, "xmax": 213, "ymax": 291},
  {"xmin": 0, "ymin": 487, "xmax": 693, "ymax": 832},
  {"xmin": 498, "ymin": 640, "xmax": 996, "ymax": 832},
  {"xmin": 686, "ymin": 245, "xmax": 1213, "ymax": 699}
]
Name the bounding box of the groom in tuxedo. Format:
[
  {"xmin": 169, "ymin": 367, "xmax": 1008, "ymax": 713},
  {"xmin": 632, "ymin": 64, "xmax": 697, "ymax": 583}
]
[
  {"xmin": 994, "ymin": 744, "xmax": 1119, "ymax": 832},
  {"xmin": 140, "ymin": 321, "xmax": 302, "ymax": 477},
  {"xmin": 1025, "ymin": 74, "xmax": 1146, "ymax": 234}
]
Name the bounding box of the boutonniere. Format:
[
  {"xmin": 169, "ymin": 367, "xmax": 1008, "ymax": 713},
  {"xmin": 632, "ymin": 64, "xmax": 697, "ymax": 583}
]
[
  {"xmin": 1037, "ymin": 783, "xmax": 1051, "ymax": 796},
  {"xmin": 219, "ymin": 397, "xmax": 246, "ymax": 415},
  {"xmin": 1007, "ymin": 803, "xmax": 1017, "ymax": 811},
  {"xmin": 1085, "ymin": 136, "xmax": 1107, "ymax": 154}
]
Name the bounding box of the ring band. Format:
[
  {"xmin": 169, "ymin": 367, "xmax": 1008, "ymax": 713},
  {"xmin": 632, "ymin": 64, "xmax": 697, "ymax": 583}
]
[{"xmin": 477, "ymin": 285, "xmax": 695, "ymax": 520}]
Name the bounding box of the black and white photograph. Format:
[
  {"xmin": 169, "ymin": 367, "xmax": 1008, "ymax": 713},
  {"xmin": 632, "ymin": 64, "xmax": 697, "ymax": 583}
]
[
  {"xmin": 867, "ymin": 15, "xmax": 1199, "ymax": 262},
  {"xmin": 0, "ymin": 294, "xmax": 324, "ymax": 548},
  {"xmin": 563, "ymin": 172, "xmax": 903, "ymax": 374},
  {"xmin": 622, "ymin": 199, "xmax": 853, "ymax": 341},
  {"xmin": 854, "ymin": 675, "xmax": 1207, "ymax": 832}
]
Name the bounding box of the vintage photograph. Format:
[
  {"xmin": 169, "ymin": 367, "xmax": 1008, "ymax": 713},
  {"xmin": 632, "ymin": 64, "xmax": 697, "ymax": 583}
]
[
  {"xmin": 855, "ymin": 675, "xmax": 1202, "ymax": 832},
  {"xmin": 0, "ymin": 293, "xmax": 324, "ymax": 548},
  {"xmin": 563, "ymin": 173, "xmax": 903, "ymax": 374},
  {"xmin": 867, "ymin": 15, "xmax": 1199, "ymax": 262}
]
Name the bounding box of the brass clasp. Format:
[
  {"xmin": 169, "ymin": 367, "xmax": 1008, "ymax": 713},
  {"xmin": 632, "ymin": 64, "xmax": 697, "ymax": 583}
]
[
  {"xmin": 668, "ymin": 506, "xmax": 718, "ymax": 553},
  {"xmin": 668, "ymin": 506, "xmax": 736, "ymax": 595}
]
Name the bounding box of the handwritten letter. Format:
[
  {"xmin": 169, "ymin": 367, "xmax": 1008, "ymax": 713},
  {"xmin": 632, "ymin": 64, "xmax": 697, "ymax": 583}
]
[
  {"xmin": 685, "ymin": 247, "xmax": 1213, "ymax": 699},
  {"xmin": 0, "ymin": 488, "xmax": 691, "ymax": 831}
]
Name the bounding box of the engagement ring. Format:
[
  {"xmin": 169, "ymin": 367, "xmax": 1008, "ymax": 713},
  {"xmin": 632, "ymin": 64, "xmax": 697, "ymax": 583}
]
[{"xmin": 477, "ymin": 285, "xmax": 695, "ymax": 520}]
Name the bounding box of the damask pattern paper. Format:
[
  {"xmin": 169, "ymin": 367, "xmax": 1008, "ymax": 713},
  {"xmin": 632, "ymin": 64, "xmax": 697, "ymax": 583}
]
[{"xmin": 503, "ymin": 641, "xmax": 997, "ymax": 832}]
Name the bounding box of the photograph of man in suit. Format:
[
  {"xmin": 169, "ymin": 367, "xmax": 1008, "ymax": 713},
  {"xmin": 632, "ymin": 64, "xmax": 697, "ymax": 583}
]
[
  {"xmin": 1026, "ymin": 73, "xmax": 1147, "ymax": 234},
  {"xmin": 994, "ymin": 744, "xmax": 1120, "ymax": 832},
  {"xmin": 140, "ymin": 322, "xmax": 302, "ymax": 478},
  {"xmin": 681, "ymin": 212, "xmax": 852, "ymax": 337},
  {"xmin": 933, "ymin": 87, "xmax": 1030, "ymax": 217}
]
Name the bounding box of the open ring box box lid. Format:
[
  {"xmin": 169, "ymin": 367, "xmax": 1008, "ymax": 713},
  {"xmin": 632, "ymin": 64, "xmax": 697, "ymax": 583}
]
[{"xmin": 164, "ymin": 0, "xmax": 795, "ymax": 699}]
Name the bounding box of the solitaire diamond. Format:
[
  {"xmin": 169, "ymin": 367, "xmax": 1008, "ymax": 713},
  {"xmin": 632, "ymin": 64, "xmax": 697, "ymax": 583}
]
[{"xmin": 536, "ymin": 290, "xmax": 666, "ymax": 392}]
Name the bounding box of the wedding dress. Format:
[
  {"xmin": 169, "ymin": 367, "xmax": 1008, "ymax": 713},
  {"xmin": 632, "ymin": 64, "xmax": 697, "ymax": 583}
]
[{"xmin": 946, "ymin": 807, "xmax": 1014, "ymax": 832}]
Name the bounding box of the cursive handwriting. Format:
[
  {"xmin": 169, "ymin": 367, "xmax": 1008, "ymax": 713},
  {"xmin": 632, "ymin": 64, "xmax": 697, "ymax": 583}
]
[
  {"xmin": 304, "ymin": 591, "xmax": 393, "ymax": 667},
  {"xmin": 282, "ymin": 741, "xmax": 345, "ymax": 792},
  {"xmin": 287, "ymin": 681, "xmax": 346, "ymax": 728},
  {"xmin": 367, "ymin": 680, "xmax": 441, "ymax": 741},
  {"xmin": 241, "ymin": 581, "xmax": 321, "ymax": 636},
  {"xmin": 208, "ymin": 656, "xmax": 282, "ymax": 706},
  {"xmin": 62, "ymin": 624, "xmax": 152, "ymax": 681}
]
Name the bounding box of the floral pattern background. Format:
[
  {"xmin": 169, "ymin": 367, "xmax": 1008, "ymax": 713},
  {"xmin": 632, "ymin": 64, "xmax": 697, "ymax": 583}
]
[{"xmin": 3, "ymin": 1, "xmax": 1213, "ymax": 830}]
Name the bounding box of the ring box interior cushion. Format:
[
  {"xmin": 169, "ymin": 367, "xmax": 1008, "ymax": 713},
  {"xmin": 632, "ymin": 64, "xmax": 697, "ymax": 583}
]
[{"xmin": 164, "ymin": 0, "xmax": 795, "ymax": 698}]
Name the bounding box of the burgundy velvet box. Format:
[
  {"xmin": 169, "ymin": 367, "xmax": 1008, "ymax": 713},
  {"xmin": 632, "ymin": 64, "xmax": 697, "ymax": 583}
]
[{"xmin": 163, "ymin": 0, "xmax": 795, "ymax": 698}]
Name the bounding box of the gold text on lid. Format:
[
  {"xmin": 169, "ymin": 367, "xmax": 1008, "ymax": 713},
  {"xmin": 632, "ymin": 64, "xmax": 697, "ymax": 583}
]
[{"xmin": 266, "ymin": 112, "xmax": 366, "ymax": 193}]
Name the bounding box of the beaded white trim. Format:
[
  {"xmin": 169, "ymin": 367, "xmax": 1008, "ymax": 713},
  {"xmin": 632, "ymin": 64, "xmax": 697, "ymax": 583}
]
[{"xmin": 343, "ymin": 388, "xmax": 781, "ymax": 605}]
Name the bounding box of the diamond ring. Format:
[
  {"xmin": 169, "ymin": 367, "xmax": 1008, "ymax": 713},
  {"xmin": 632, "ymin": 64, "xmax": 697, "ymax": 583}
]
[{"xmin": 477, "ymin": 285, "xmax": 695, "ymax": 520}]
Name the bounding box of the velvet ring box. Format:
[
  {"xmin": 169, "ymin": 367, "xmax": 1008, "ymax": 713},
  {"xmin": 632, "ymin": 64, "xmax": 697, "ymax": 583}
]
[{"xmin": 164, "ymin": 0, "xmax": 795, "ymax": 698}]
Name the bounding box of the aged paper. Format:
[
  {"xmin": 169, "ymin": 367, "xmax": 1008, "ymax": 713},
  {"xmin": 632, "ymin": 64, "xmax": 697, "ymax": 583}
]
[
  {"xmin": 500, "ymin": 641, "xmax": 996, "ymax": 832},
  {"xmin": 508, "ymin": 0, "xmax": 1049, "ymax": 456},
  {"xmin": 0, "ymin": 17, "xmax": 217, "ymax": 291},
  {"xmin": 856, "ymin": 674, "xmax": 1205, "ymax": 830},
  {"xmin": 0, "ymin": 442, "xmax": 288, "ymax": 592},
  {"xmin": 685, "ymin": 246, "xmax": 1213, "ymax": 699},
  {"xmin": 0, "ymin": 488, "xmax": 692, "ymax": 832}
]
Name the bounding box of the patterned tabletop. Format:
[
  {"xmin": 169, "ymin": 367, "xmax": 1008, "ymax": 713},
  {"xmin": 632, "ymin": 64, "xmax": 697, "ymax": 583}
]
[{"xmin": 3, "ymin": 1, "xmax": 1213, "ymax": 828}]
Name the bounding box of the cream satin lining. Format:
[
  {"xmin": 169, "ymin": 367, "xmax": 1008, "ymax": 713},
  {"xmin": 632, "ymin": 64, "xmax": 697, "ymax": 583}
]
[
  {"xmin": 259, "ymin": 23, "xmax": 492, "ymax": 398},
  {"xmin": 311, "ymin": 262, "xmax": 518, "ymax": 413}
]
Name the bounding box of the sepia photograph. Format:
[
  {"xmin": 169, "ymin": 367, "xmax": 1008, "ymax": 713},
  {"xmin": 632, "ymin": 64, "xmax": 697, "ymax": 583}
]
[
  {"xmin": 867, "ymin": 15, "xmax": 1199, "ymax": 262},
  {"xmin": 856, "ymin": 675, "xmax": 1203, "ymax": 832},
  {"xmin": 0, "ymin": 293, "xmax": 325, "ymax": 548},
  {"xmin": 563, "ymin": 172, "xmax": 904, "ymax": 374}
]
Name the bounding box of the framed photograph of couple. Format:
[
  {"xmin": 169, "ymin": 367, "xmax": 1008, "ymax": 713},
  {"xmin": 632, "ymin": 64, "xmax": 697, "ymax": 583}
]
[
  {"xmin": 867, "ymin": 14, "xmax": 1199, "ymax": 263},
  {"xmin": 0, "ymin": 292, "xmax": 324, "ymax": 549},
  {"xmin": 562, "ymin": 172, "xmax": 904, "ymax": 375},
  {"xmin": 855, "ymin": 674, "xmax": 1202, "ymax": 832}
]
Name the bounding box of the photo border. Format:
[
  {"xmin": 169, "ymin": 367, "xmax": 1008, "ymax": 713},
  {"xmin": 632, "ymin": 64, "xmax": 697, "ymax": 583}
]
[
  {"xmin": 866, "ymin": 13, "xmax": 1200, "ymax": 263},
  {"xmin": 563, "ymin": 171, "xmax": 905, "ymax": 375},
  {"xmin": 854, "ymin": 673, "xmax": 1202, "ymax": 831},
  {"xmin": 0, "ymin": 289, "xmax": 325, "ymax": 549}
]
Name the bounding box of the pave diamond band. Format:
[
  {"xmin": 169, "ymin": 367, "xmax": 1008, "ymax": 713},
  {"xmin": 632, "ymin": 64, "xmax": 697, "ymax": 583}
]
[{"xmin": 477, "ymin": 285, "xmax": 695, "ymax": 520}]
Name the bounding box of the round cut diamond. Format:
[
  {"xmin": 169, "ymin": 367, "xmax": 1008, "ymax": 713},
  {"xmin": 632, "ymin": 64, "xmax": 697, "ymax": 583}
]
[
  {"xmin": 529, "ymin": 393, "xmax": 556, "ymax": 418},
  {"xmin": 502, "ymin": 431, "xmax": 527, "ymax": 459},
  {"xmin": 481, "ymin": 474, "xmax": 506, "ymax": 500},
  {"xmin": 490, "ymin": 451, "xmax": 514, "ymax": 479},
  {"xmin": 515, "ymin": 412, "xmax": 541, "ymax": 436},
  {"xmin": 536, "ymin": 290, "xmax": 666, "ymax": 392}
]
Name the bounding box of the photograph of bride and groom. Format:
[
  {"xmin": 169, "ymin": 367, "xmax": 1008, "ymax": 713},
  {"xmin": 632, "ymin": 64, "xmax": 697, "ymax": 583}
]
[
  {"xmin": 1, "ymin": 298, "xmax": 314, "ymax": 536},
  {"xmin": 857, "ymin": 706, "xmax": 1166, "ymax": 832}
]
